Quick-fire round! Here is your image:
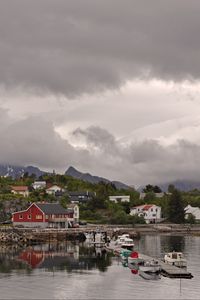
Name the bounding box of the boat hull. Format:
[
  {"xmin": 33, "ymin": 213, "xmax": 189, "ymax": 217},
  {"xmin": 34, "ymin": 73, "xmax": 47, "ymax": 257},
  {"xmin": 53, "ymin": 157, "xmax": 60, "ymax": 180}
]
[
  {"xmin": 139, "ymin": 265, "xmax": 161, "ymax": 273},
  {"xmin": 164, "ymin": 260, "xmax": 187, "ymax": 268}
]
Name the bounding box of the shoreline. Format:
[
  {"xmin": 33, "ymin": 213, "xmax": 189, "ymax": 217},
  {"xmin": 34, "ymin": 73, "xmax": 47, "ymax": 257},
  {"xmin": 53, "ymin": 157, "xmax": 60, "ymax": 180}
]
[{"xmin": 1, "ymin": 223, "xmax": 200, "ymax": 245}]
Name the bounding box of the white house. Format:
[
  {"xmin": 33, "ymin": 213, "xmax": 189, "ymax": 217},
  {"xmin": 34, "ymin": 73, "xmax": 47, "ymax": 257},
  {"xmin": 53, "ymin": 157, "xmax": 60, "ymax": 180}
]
[
  {"xmin": 32, "ymin": 181, "xmax": 46, "ymax": 190},
  {"xmin": 67, "ymin": 203, "xmax": 79, "ymax": 223},
  {"xmin": 130, "ymin": 204, "xmax": 162, "ymax": 224},
  {"xmin": 46, "ymin": 184, "xmax": 65, "ymax": 195},
  {"xmin": 185, "ymin": 205, "xmax": 200, "ymax": 221},
  {"xmin": 11, "ymin": 186, "xmax": 29, "ymax": 197},
  {"xmin": 109, "ymin": 195, "xmax": 130, "ymax": 203}
]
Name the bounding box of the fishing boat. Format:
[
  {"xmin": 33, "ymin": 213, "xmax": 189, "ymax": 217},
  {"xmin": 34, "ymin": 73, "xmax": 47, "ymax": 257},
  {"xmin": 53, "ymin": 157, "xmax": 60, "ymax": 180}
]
[{"xmin": 164, "ymin": 252, "xmax": 187, "ymax": 268}]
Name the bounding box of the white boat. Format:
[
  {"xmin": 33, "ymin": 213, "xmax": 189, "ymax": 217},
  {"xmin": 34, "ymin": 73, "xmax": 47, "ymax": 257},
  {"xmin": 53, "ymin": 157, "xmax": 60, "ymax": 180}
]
[
  {"xmin": 115, "ymin": 234, "xmax": 134, "ymax": 250},
  {"xmin": 115, "ymin": 234, "xmax": 130, "ymax": 245},
  {"xmin": 139, "ymin": 259, "xmax": 161, "ymax": 273},
  {"xmin": 121, "ymin": 238, "xmax": 134, "ymax": 250},
  {"xmin": 164, "ymin": 252, "xmax": 187, "ymax": 268}
]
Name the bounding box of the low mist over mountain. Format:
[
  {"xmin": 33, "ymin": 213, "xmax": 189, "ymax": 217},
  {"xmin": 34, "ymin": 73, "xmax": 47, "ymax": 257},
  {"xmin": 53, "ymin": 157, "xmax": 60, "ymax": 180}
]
[
  {"xmin": 159, "ymin": 180, "xmax": 200, "ymax": 192},
  {"xmin": 65, "ymin": 166, "xmax": 131, "ymax": 190},
  {"xmin": 138, "ymin": 180, "xmax": 200, "ymax": 192},
  {"xmin": 0, "ymin": 164, "xmax": 45, "ymax": 178}
]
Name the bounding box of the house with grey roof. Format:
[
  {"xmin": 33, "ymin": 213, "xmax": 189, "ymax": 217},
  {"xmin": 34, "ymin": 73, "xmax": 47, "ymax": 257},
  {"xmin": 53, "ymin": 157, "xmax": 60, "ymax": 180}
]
[{"xmin": 12, "ymin": 202, "xmax": 74, "ymax": 228}]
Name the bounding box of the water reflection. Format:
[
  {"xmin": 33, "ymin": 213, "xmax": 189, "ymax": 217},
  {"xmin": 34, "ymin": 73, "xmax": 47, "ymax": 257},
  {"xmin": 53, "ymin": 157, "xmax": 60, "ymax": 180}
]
[
  {"xmin": 0, "ymin": 242, "xmax": 112, "ymax": 275},
  {"xmin": 0, "ymin": 235, "xmax": 199, "ymax": 299}
]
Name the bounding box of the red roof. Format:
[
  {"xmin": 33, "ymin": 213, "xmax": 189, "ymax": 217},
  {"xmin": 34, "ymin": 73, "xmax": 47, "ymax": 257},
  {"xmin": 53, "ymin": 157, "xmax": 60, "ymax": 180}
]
[
  {"xmin": 142, "ymin": 205, "xmax": 153, "ymax": 211},
  {"xmin": 11, "ymin": 186, "xmax": 29, "ymax": 191},
  {"xmin": 132, "ymin": 204, "xmax": 154, "ymax": 211}
]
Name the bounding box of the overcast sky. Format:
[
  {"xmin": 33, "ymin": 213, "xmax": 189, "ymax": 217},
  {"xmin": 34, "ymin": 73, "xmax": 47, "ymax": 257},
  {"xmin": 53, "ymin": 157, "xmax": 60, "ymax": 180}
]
[{"xmin": 1, "ymin": 0, "xmax": 200, "ymax": 187}]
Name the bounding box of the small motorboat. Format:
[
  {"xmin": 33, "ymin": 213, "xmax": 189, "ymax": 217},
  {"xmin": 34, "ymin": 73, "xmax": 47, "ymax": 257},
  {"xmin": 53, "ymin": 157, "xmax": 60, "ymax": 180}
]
[
  {"xmin": 115, "ymin": 234, "xmax": 130, "ymax": 245},
  {"xmin": 164, "ymin": 251, "xmax": 187, "ymax": 268},
  {"xmin": 115, "ymin": 234, "xmax": 134, "ymax": 250},
  {"xmin": 139, "ymin": 259, "xmax": 161, "ymax": 273},
  {"xmin": 121, "ymin": 238, "xmax": 134, "ymax": 251}
]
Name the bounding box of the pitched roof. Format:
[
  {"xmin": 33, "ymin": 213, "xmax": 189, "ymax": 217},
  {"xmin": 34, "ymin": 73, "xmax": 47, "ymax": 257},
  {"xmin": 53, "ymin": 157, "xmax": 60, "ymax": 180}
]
[
  {"xmin": 11, "ymin": 186, "xmax": 29, "ymax": 191},
  {"xmin": 46, "ymin": 184, "xmax": 62, "ymax": 190},
  {"xmin": 131, "ymin": 204, "xmax": 157, "ymax": 210},
  {"xmin": 142, "ymin": 205, "xmax": 153, "ymax": 211},
  {"xmin": 36, "ymin": 203, "xmax": 70, "ymax": 214}
]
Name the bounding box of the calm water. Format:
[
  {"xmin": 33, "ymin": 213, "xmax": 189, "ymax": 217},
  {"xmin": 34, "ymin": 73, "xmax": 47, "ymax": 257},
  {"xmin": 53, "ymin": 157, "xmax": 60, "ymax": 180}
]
[{"xmin": 0, "ymin": 234, "xmax": 200, "ymax": 299}]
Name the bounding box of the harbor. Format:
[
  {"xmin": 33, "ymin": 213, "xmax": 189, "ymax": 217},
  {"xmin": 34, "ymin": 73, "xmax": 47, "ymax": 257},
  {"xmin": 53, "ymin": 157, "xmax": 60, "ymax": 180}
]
[{"xmin": 0, "ymin": 233, "xmax": 198, "ymax": 299}]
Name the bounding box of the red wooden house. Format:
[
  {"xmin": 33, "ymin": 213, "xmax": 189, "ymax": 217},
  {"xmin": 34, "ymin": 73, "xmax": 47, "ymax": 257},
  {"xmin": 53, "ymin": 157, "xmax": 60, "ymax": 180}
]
[{"xmin": 12, "ymin": 202, "xmax": 74, "ymax": 228}]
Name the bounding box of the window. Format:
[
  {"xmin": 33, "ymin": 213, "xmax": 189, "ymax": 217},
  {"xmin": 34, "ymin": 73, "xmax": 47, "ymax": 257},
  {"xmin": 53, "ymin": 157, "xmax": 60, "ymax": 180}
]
[
  {"xmin": 28, "ymin": 215, "xmax": 31, "ymax": 219},
  {"xmin": 19, "ymin": 214, "xmax": 23, "ymax": 219},
  {"xmin": 45, "ymin": 215, "xmax": 48, "ymax": 219},
  {"xmin": 36, "ymin": 215, "xmax": 42, "ymax": 220}
]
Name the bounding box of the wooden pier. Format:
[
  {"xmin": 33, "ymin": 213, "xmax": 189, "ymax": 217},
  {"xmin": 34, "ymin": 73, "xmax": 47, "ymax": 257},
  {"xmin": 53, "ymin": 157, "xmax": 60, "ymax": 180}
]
[
  {"xmin": 106, "ymin": 244, "xmax": 193, "ymax": 279},
  {"xmin": 139, "ymin": 254, "xmax": 193, "ymax": 279}
]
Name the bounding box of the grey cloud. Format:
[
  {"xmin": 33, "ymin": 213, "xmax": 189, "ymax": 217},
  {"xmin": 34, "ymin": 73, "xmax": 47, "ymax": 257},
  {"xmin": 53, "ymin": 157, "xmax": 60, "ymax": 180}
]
[
  {"xmin": 0, "ymin": 111, "xmax": 91, "ymax": 170},
  {"xmin": 70, "ymin": 126, "xmax": 200, "ymax": 185},
  {"xmin": 0, "ymin": 0, "xmax": 200, "ymax": 96},
  {"xmin": 72, "ymin": 126, "xmax": 118, "ymax": 154},
  {"xmin": 0, "ymin": 114, "xmax": 200, "ymax": 185}
]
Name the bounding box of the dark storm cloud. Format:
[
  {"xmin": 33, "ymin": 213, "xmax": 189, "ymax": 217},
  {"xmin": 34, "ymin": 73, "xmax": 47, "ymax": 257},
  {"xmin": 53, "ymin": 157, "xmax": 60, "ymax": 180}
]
[
  {"xmin": 0, "ymin": 111, "xmax": 91, "ymax": 169},
  {"xmin": 0, "ymin": 0, "xmax": 200, "ymax": 95}
]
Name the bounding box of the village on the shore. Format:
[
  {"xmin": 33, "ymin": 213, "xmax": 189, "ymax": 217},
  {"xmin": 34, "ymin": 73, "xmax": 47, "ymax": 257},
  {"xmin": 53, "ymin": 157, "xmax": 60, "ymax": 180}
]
[{"xmin": 0, "ymin": 171, "xmax": 199, "ymax": 231}]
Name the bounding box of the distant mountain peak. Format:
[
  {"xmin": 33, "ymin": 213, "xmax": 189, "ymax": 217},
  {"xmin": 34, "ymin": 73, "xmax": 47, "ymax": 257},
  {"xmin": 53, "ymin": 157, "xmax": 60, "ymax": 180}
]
[
  {"xmin": 0, "ymin": 164, "xmax": 45, "ymax": 178},
  {"xmin": 65, "ymin": 166, "xmax": 131, "ymax": 190}
]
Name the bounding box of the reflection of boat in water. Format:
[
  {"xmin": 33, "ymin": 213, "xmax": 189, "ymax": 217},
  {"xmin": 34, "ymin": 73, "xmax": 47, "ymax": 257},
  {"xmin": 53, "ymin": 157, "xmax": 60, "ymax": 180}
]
[
  {"xmin": 139, "ymin": 259, "xmax": 161, "ymax": 273},
  {"xmin": 164, "ymin": 252, "xmax": 187, "ymax": 268},
  {"xmin": 139, "ymin": 270, "xmax": 161, "ymax": 280}
]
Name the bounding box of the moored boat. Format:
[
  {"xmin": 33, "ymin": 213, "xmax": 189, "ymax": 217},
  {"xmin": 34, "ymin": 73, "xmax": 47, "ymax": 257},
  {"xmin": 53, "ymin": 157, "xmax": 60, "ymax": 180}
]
[
  {"xmin": 115, "ymin": 234, "xmax": 134, "ymax": 251},
  {"xmin": 139, "ymin": 259, "xmax": 161, "ymax": 273},
  {"xmin": 128, "ymin": 251, "xmax": 144, "ymax": 265},
  {"xmin": 164, "ymin": 251, "xmax": 187, "ymax": 268}
]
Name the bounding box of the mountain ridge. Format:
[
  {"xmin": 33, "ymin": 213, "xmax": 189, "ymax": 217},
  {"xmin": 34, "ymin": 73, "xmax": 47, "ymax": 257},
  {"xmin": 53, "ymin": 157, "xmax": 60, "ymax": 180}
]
[
  {"xmin": 65, "ymin": 166, "xmax": 132, "ymax": 190},
  {"xmin": 0, "ymin": 164, "xmax": 45, "ymax": 178}
]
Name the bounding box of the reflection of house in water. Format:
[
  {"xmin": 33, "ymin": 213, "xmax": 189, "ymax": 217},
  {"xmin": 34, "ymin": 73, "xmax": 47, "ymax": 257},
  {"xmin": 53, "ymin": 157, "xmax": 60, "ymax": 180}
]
[
  {"xmin": 17, "ymin": 242, "xmax": 112, "ymax": 273},
  {"xmin": 18, "ymin": 250, "xmax": 45, "ymax": 268},
  {"xmin": 17, "ymin": 243, "xmax": 79, "ymax": 269}
]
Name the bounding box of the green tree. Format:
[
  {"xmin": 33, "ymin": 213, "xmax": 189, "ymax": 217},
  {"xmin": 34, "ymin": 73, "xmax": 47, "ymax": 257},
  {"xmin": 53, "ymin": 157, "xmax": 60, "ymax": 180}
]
[
  {"xmin": 143, "ymin": 184, "xmax": 162, "ymax": 193},
  {"xmin": 143, "ymin": 191, "xmax": 156, "ymax": 202},
  {"xmin": 168, "ymin": 184, "xmax": 175, "ymax": 193},
  {"xmin": 185, "ymin": 213, "xmax": 196, "ymax": 224},
  {"xmin": 168, "ymin": 189, "xmax": 185, "ymax": 223}
]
